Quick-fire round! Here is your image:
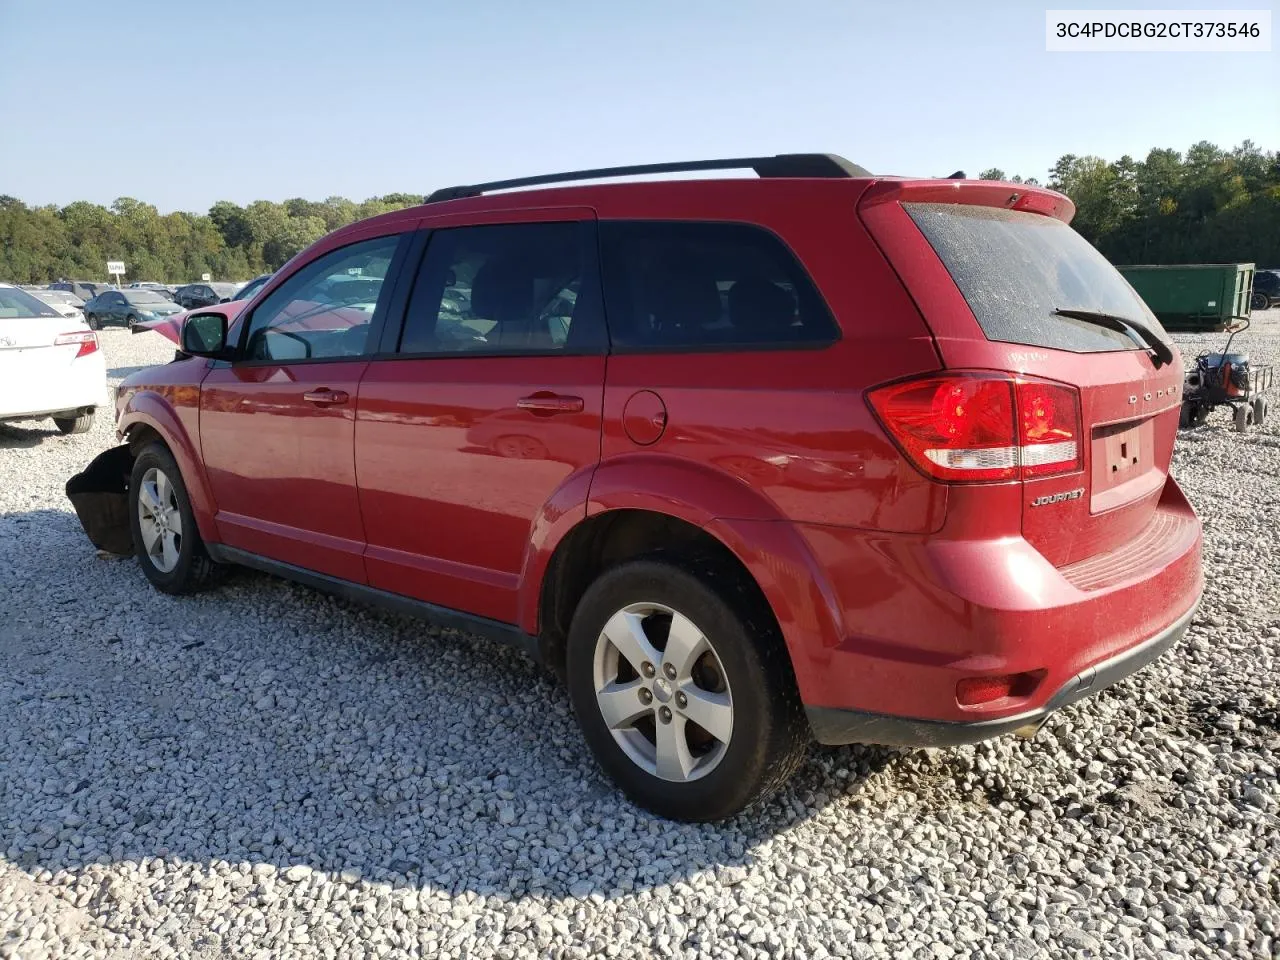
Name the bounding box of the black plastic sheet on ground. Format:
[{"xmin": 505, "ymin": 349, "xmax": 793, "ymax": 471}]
[{"xmin": 65, "ymin": 445, "xmax": 134, "ymax": 556}]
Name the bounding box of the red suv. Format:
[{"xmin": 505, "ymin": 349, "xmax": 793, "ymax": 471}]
[{"xmin": 113, "ymin": 154, "xmax": 1203, "ymax": 820}]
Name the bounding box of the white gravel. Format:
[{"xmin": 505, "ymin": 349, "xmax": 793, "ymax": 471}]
[{"xmin": 1, "ymin": 319, "xmax": 1278, "ymax": 960}]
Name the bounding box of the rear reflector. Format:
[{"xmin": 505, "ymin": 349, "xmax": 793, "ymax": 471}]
[
  {"xmin": 956, "ymin": 670, "xmax": 1044, "ymax": 706},
  {"xmin": 868, "ymin": 373, "xmax": 1083, "ymax": 483},
  {"xmin": 55, "ymin": 331, "xmax": 99, "ymax": 359}
]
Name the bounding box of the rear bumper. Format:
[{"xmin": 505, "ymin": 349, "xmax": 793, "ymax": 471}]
[
  {"xmin": 0, "ymin": 357, "xmax": 105, "ymax": 421},
  {"xmin": 806, "ymin": 600, "xmax": 1196, "ymax": 745},
  {"xmin": 717, "ymin": 473, "xmax": 1203, "ymax": 742}
]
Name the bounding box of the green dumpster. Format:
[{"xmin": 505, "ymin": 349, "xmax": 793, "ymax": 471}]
[{"xmin": 1115, "ymin": 263, "xmax": 1255, "ymax": 332}]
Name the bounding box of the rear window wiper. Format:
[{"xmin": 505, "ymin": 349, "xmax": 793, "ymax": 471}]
[{"xmin": 1052, "ymin": 308, "xmax": 1174, "ymax": 368}]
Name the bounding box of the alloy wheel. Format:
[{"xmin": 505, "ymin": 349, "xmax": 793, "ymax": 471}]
[
  {"xmin": 592, "ymin": 602, "xmax": 734, "ymax": 782},
  {"xmin": 136, "ymin": 466, "xmax": 183, "ymax": 573}
]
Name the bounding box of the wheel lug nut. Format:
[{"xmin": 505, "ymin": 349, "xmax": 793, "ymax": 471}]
[
  {"xmin": 641, "ymin": 662, "xmax": 655, "ymax": 678},
  {"xmin": 638, "ymin": 688, "xmax": 653, "ymax": 705},
  {"xmin": 675, "ymin": 692, "xmax": 687, "ymax": 709},
  {"xmin": 663, "ymin": 663, "xmax": 677, "ymax": 680},
  {"xmin": 658, "ymin": 706, "xmax": 672, "ymax": 724}
]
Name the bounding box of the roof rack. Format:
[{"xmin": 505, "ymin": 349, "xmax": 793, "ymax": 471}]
[{"xmin": 425, "ymin": 153, "xmax": 871, "ymax": 204}]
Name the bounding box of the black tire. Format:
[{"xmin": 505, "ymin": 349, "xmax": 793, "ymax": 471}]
[
  {"xmin": 128, "ymin": 442, "xmax": 225, "ymax": 594},
  {"xmin": 53, "ymin": 412, "xmax": 94, "ymax": 435},
  {"xmin": 85, "ymin": 314, "xmax": 100, "ymax": 330},
  {"xmin": 1251, "ymin": 291, "xmax": 1269, "ymax": 312},
  {"xmin": 565, "ymin": 557, "xmax": 808, "ymax": 821},
  {"xmin": 1252, "ymin": 395, "xmax": 1268, "ymax": 426},
  {"xmin": 1233, "ymin": 403, "xmax": 1252, "ymax": 433},
  {"xmin": 126, "ymin": 313, "xmax": 139, "ymax": 330}
]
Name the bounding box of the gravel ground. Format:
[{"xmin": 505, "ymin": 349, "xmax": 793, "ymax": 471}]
[{"xmin": 1, "ymin": 319, "xmax": 1278, "ymax": 960}]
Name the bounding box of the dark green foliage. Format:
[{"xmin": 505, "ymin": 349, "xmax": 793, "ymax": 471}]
[
  {"xmin": 3, "ymin": 144, "xmax": 1275, "ymax": 285},
  {"xmin": 982, "ymin": 140, "xmax": 1279, "ymax": 266},
  {"xmin": 0, "ymin": 194, "xmax": 423, "ymax": 284}
]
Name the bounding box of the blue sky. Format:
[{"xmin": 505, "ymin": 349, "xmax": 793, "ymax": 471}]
[{"xmin": 1, "ymin": 0, "xmax": 1276, "ymax": 212}]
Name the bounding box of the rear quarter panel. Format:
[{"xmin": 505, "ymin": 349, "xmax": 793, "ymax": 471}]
[{"xmin": 590, "ymin": 179, "xmax": 948, "ymax": 533}]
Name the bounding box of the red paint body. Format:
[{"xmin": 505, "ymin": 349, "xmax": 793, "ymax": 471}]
[{"xmin": 116, "ymin": 173, "xmax": 1202, "ymax": 732}]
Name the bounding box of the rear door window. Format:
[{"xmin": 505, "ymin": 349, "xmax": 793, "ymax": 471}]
[
  {"xmin": 599, "ymin": 221, "xmax": 838, "ymax": 351},
  {"xmin": 904, "ymin": 203, "xmax": 1167, "ymax": 353}
]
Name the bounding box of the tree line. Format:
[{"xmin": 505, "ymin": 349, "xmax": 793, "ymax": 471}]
[
  {"xmin": 1, "ymin": 140, "xmax": 1277, "ymax": 285},
  {"xmin": 0, "ymin": 194, "xmax": 424, "ymax": 285},
  {"xmin": 981, "ymin": 139, "xmax": 1279, "ymax": 267}
]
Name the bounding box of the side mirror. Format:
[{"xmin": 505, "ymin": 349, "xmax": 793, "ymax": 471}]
[{"xmin": 180, "ymin": 312, "xmax": 230, "ymax": 358}]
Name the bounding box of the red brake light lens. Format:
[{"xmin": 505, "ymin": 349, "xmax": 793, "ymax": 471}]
[
  {"xmin": 869, "ymin": 373, "xmax": 1082, "ymax": 483},
  {"xmin": 55, "ymin": 331, "xmax": 99, "ymax": 358}
]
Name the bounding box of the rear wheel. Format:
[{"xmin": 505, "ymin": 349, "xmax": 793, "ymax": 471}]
[
  {"xmin": 85, "ymin": 314, "xmax": 100, "ymax": 330},
  {"xmin": 53, "ymin": 412, "xmax": 94, "ymax": 435},
  {"xmin": 1252, "ymin": 395, "xmax": 1268, "ymax": 426},
  {"xmin": 126, "ymin": 313, "xmax": 139, "ymax": 330},
  {"xmin": 1234, "ymin": 403, "xmax": 1253, "ymax": 433},
  {"xmin": 1251, "ymin": 291, "xmax": 1269, "ymax": 311},
  {"xmin": 128, "ymin": 443, "xmax": 225, "ymax": 594},
  {"xmin": 566, "ymin": 557, "xmax": 807, "ymax": 821}
]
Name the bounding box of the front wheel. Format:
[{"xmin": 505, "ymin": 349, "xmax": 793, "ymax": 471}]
[
  {"xmin": 128, "ymin": 443, "xmax": 225, "ymax": 594},
  {"xmin": 126, "ymin": 313, "xmax": 139, "ymax": 329},
  {"xmin": 53, "ymin": 412, "xmax": 94, "ymax": 434},
  {"xmin": 85, "ymin": 314, "xmax": 100, "ymax": 330},
  {"xmin": 566, "ymin": 558, "xmax": 808, "ymax": 821},
  {"xmin": 1251, "ymin": 291, "xmax": 1269, "ymax": 312}
]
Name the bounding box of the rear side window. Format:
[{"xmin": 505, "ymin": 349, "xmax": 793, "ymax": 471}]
[
  {"xmin": 905, "ymin": 203, "xmax": 1164, "ymax": 353},
  {"xmin": 599, "ymin": 221, "xmax": 838, "ymax": 351},
  {"xmin": 398, "ymin": 221, "xmax": 606, "ymax": 355}
]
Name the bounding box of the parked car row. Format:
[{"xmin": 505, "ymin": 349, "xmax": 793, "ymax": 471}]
[{"xmin": 21, "ymin": 276, "xmax": 264, "ymax": 319}]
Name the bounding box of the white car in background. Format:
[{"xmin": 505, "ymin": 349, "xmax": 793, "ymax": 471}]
[
  {"xmin": 0, "ymin": 283, "xmax": 105, "ymax": 434},
  {"xmin": 27, "ymin": 288, "xmax": 87, "ymax": 320}
]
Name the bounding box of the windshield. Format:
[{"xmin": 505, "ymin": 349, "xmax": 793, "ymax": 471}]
[
  {"xmin": 904, "ymin": 203, "xmax": 1168, "ymax": 354},
  {"xmin": 234, "ymin": 276, "xmax": 270, "ymax": 301},
  {"xmin": 0, "ymin": 287, "xmax": 61, "ymax": 319},
  {"xmin": 123, "ymin": 291, "xmax": 172, "ymax": 305}
]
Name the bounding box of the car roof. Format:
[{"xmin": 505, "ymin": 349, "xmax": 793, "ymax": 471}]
[{"xmin": 276, "ymin": 156, "xmax": 1072, "ymax": 281}]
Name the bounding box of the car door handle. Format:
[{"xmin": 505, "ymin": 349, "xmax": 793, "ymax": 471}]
[
  {"xmin": 516, "ymin": 394, "xmax": 584, "ymax": 415},
  {"xmin": 303, "ymin": 388, "xmax": 350, "ymax": 406}
]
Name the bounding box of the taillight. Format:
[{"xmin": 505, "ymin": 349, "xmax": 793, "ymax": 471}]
[
  {"xmin": 55, "ymin": 331, "xmax": 99, "ymax": 359},
  {"xmin": 869, "ymin": 373, "xmax": 1082, "ymax": 483}
]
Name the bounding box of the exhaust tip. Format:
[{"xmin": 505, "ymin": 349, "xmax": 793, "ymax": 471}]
[{"xmin": 1013, "ymin": 720, "xmax": 1046, "ymax": 740}]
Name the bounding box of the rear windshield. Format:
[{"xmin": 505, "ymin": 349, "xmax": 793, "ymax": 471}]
[
  {"xmin": 904, "ymin": 203, "xmax": 1165, "ymax": 353},
  {"xmin": 0, "ymin": 287, "xmax": 60, "ymax": 319}
]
